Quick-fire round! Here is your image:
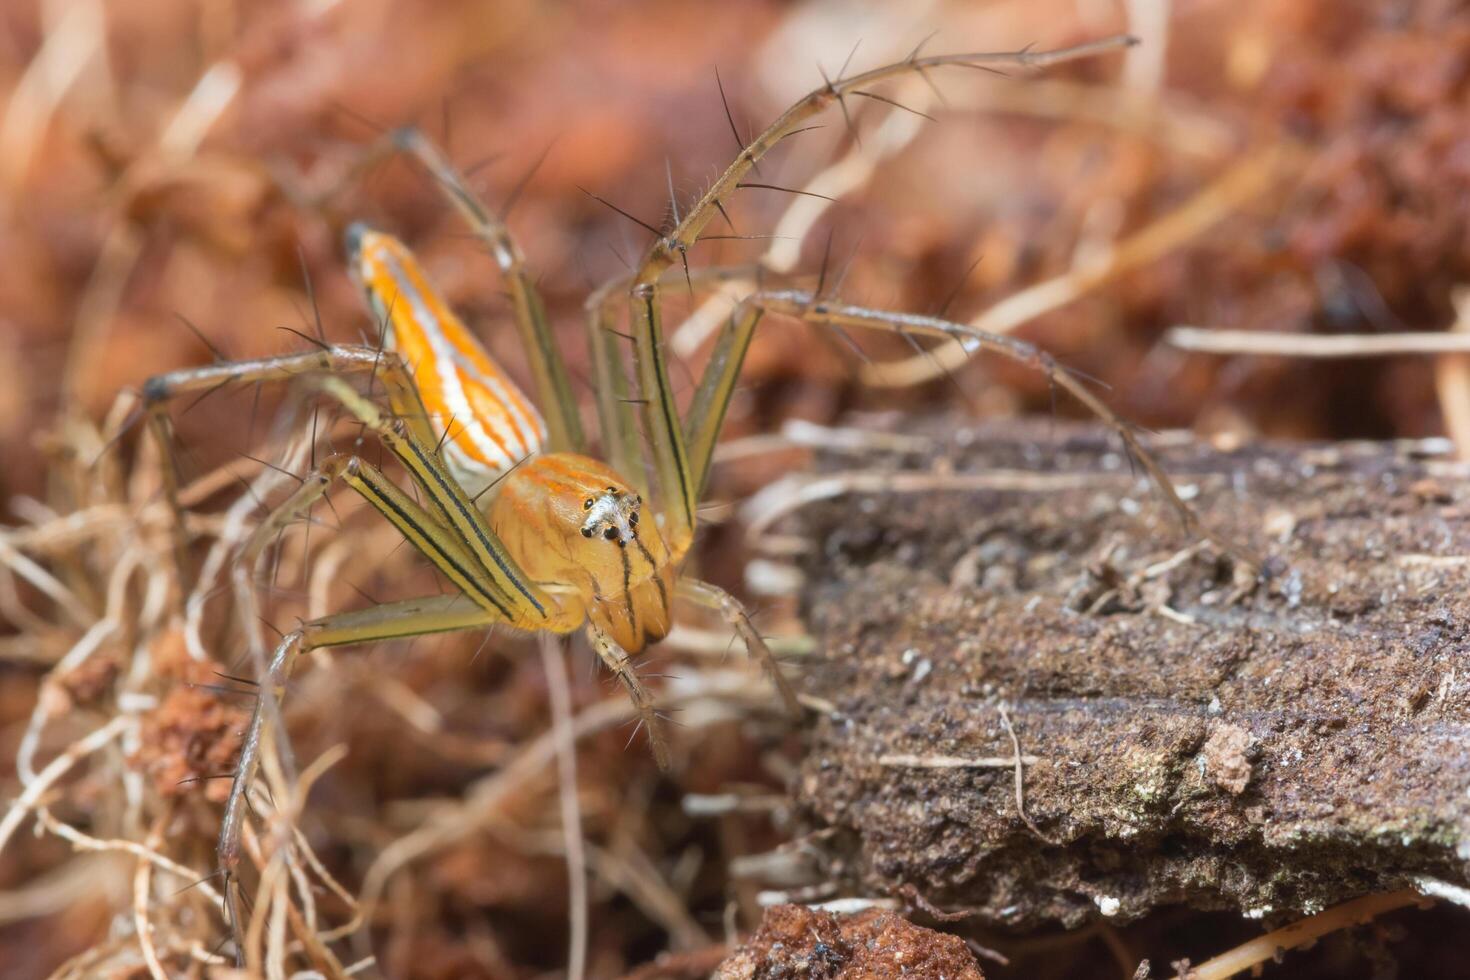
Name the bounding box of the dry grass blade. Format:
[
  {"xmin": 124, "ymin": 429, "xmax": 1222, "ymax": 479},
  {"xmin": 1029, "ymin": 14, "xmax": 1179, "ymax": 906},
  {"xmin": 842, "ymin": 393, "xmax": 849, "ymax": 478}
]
[{"xmin": 862, "ymin": 147, "xmax": 1288, "ymax": 387}]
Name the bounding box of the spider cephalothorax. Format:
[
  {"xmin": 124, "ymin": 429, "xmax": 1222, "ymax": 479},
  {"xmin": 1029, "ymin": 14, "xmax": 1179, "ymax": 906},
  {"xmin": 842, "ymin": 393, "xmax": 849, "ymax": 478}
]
[{"xmin": 489, "ymin": 453, "xmax": 673, "ymax": 653}]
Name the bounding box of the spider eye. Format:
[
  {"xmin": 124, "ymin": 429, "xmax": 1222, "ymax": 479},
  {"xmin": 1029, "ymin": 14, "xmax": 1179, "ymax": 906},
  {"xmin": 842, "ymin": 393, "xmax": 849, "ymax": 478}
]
[
  {"xmin": 629, "ymin": 511, "xmax": 639, "ymax": 526},
  {"xmin": 583, "ymin": 498, "xmax": 593, "ymax": 509},
  {"xmin": 603, "ymin": 527, "xmax": 618, "ymax": 541},
  {"xmin": 606, "ymin": 486, "xmax": 618, "ymax": 494},
  {"xmin": 580, "ymin": 526, "xmax": 593, "ymax": 538}
]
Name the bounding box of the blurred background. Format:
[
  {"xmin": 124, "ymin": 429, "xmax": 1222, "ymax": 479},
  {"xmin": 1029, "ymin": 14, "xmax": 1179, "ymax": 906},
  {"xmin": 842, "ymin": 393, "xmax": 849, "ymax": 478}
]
[
  {"xmin": 1, "ymin": 0, "xmax": 1468, "ymax": 977},
  {"xmin": 3, "ymin": 0, "xmax": 1468, "ymax": 502}
]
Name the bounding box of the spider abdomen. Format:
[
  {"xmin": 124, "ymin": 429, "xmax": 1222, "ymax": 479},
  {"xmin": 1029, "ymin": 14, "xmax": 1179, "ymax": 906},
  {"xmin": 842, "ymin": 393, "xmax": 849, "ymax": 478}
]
[{"xmin": 347, "ymin": 224, "xmax": 547, "ymax": 496}]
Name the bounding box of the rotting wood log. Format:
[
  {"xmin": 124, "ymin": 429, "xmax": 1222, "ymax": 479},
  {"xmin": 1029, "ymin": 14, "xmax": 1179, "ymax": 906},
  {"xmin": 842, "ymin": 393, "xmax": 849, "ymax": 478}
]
[{"xmin": 784, "ymin": 420, "xmax": 1470, "ymax": 928}]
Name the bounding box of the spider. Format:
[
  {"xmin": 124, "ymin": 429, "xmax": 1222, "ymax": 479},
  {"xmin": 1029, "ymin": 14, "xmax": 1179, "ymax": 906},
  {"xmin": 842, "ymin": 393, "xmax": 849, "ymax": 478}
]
[{"xmin": 139, "ymin": 32, "xmax": 1226, "ymax": 949}]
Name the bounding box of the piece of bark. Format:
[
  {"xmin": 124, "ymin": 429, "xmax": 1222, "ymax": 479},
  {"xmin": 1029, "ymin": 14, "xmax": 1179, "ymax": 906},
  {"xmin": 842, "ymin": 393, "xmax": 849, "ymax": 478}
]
[{"xmin": 788, "ymin": 420, "xmax": 1470, "ymax": 928}]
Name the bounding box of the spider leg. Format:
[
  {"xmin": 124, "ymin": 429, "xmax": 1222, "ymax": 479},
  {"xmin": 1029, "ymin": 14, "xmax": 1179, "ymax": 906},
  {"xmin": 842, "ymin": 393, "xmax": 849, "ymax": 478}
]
[
  {"xmin": 218, "ymin": 593, "xmax": 523, "ymax": 963},
  {"xmin": 585, "ymin": 281, "xmax": 647, "ymax": 500},
  {"xmin": 677, "ymin": 577, "xmax": 800, "ymax": 716},
  {"xmin": 585, "ymin": 622, "xmax": 670, "ymax": 771},
  {"xmin": 220, "ymin": 442, "xmax": 555, "ymax": 866},
  {"xmin": 218, "ymin": 417, "xmax": 582, "ymax": 962},
  {"xmin": 312, "ymin": 376, "xmax": 560, "ymax": 623},
  {"xmin": 741, "ymin": 290, "xmax": 1256, "ymax": 568},
  {"xmin": 143, "ymin": 345, "xmax": 435, "ymax": 583},
  {"xmin": 584, "ymin": 262, "xmax": 763, "ymax": 504},
  {"xmin": 230, "ymin": 451, "xmax": 532, "ymax": 665},
  {"xmin": 628, "ymin": 280, "xmax": 700, "ymax": 556},
  {"xmin": 615, "ymin": 38, "xmax": 1133, "ymax": 556},
  {"xmin": 389, "ymin": 127, "xmax": 585, "ymax": 455},
  {"xmin": 683, "ymin": 303, "xmax": 762, "ymax": 499}
]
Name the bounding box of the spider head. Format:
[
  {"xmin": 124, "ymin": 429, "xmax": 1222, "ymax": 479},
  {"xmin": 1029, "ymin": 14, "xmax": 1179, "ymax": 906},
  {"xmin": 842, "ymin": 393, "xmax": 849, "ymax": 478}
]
[{"xmin": 579, "ymin": 487, "xmax": 641, "ymax": 548}]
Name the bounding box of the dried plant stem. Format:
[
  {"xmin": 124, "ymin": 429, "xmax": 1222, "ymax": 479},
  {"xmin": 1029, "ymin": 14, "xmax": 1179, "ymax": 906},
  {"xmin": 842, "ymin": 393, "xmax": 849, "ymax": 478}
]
[
  {"xmin": 862, "ymin": 147, "xmax": 1286, "ymax": 387},
  {"xmin": 540, "ymin": 634, "xmax": 589, "ymax": 980},
  {"xmin": 17, "ymin": 618, "xmax": 117, "ymax": 783},
  {"xmin": 358, "ymin": 673, "xmax": 771, "ymax": 919},
  {"xmin": 0, "ymin": 0, "xmax": 108, "ymax": 191},
  {"xmin": 880, "ymin": 753, "xmax": 1038, "ymax": 769},
  {"xmin": 1170, "ymin": 325, "xmax": 1470, "ymax": 358},
  {"xmin": 132, "ymin": 810, "xmax": 169, "ymax": 980},
  {"xmin": 0, "ymin": 857, "xmax": 108, "ymax": 924},
  {"xmin": 293, "ymin": 818, "xmax": 364, "ymax": 944},
  {"xmin": 35, "ymin": 809, "xmax": 225, "ymax": 912},
  {"xmin": 949, "ymin": 77, "xmax": 1235, "ymax": 158},
  {"xmin": 267, "ymin": 854, "xmax": 291, "ymax": 980},
  {"xmin": 742, "ymin": 468, "xmax": 1130, "ymax": 543},
  {"xmin": 1412, "ymin": 875, "xmax": 1470, "ymax": 909},
  {"xmin": 998, "ymin": 703, "xmax": 1055, "ymax": 845},
  {"xmin": 1180, "ymin": 889, "xmax": 1425, "ymax": 980},
  {"xmin": 585, "ymin": 840, "xmax": 710, "ymax": 951},
  {"xmin": 1431, "ymin": 288, "xmax": 1470, "ymax": 460},
  {"xmin": 0, "ymin": 537, "xmax": 92, "ymax": 627}
]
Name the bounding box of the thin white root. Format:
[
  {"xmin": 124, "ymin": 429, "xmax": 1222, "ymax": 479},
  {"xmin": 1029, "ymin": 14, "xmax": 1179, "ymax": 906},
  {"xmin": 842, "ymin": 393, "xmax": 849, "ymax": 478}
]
[
  {"xmin": 879, "ymin": 753, "xmax": 1038, "ymax": 769},
  {"xmin": 742, "ymin": 469, "xmax": 1129, "ymax": 544},
  {"xmin": 357, "ymin": 673, "xmax": 772, "ymax": 923},
  {"xmin": 36, "ymin": 809, "xmax": 225, "ymax": 912},
  {"xmin": 998, "ymin": 703, "xmax": 1056, "ymax": 846},
  {"xmin": 0, "ymin": 715, "xmax": 130, "ymax": 859},
  {"xmin": 132, "ymin": 811, "xmax": 169, "ymax": 980}
]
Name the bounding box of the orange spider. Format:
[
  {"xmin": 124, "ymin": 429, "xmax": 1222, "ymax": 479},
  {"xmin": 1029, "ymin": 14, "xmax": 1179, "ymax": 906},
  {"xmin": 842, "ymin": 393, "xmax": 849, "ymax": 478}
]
[{"xmin": 138, "ymin": 33, "xmax": 1218, "ymax": 953}]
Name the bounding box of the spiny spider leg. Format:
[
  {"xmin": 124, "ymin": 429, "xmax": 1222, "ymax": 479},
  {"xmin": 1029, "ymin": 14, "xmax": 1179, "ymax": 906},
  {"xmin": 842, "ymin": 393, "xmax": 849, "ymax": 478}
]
[
  {"xmin": 383, "ymin": 127, "xmax": 585, "ymax": 454},
  {"xmin": 143, "ymin": 345, "xmax": 435, "ymax": 584},
  {"xmin": 677, "ymin": 578, "xmax": 799, "ymax": 715},
  {"xmin": 619, "ymin": 37, "xmax": 1138, "ymax": 554},
  {"xmin": 218, "ymin": 593, "xmax": 512, "ymax": 959},
  {"xmin": 585, "ymin": 262, "xmax": 768, "ymax": 502},
  {"xmin": 143, "ymin": 366, "xmax": 577, "ymax": 961},
  {"xmin": 586, "ymin": 622, "xmax": 670, "ymax": 770},
  {"xmin": 734, "ymin": 290, "xmax": 1257, "ymax": 568}
]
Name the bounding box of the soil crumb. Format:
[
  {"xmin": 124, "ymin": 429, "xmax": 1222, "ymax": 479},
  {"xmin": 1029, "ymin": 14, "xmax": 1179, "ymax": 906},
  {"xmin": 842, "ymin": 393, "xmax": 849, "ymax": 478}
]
[{"xmin": 714, "ymin": 905, "xmax": 985, "ymax": 980}]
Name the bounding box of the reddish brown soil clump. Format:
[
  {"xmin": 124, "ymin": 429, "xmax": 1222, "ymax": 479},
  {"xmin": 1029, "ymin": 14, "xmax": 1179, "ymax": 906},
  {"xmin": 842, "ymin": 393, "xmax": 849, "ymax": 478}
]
[{"xmin": 715, "ymin": 905, "xmax": 985, "ymax": 980}]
